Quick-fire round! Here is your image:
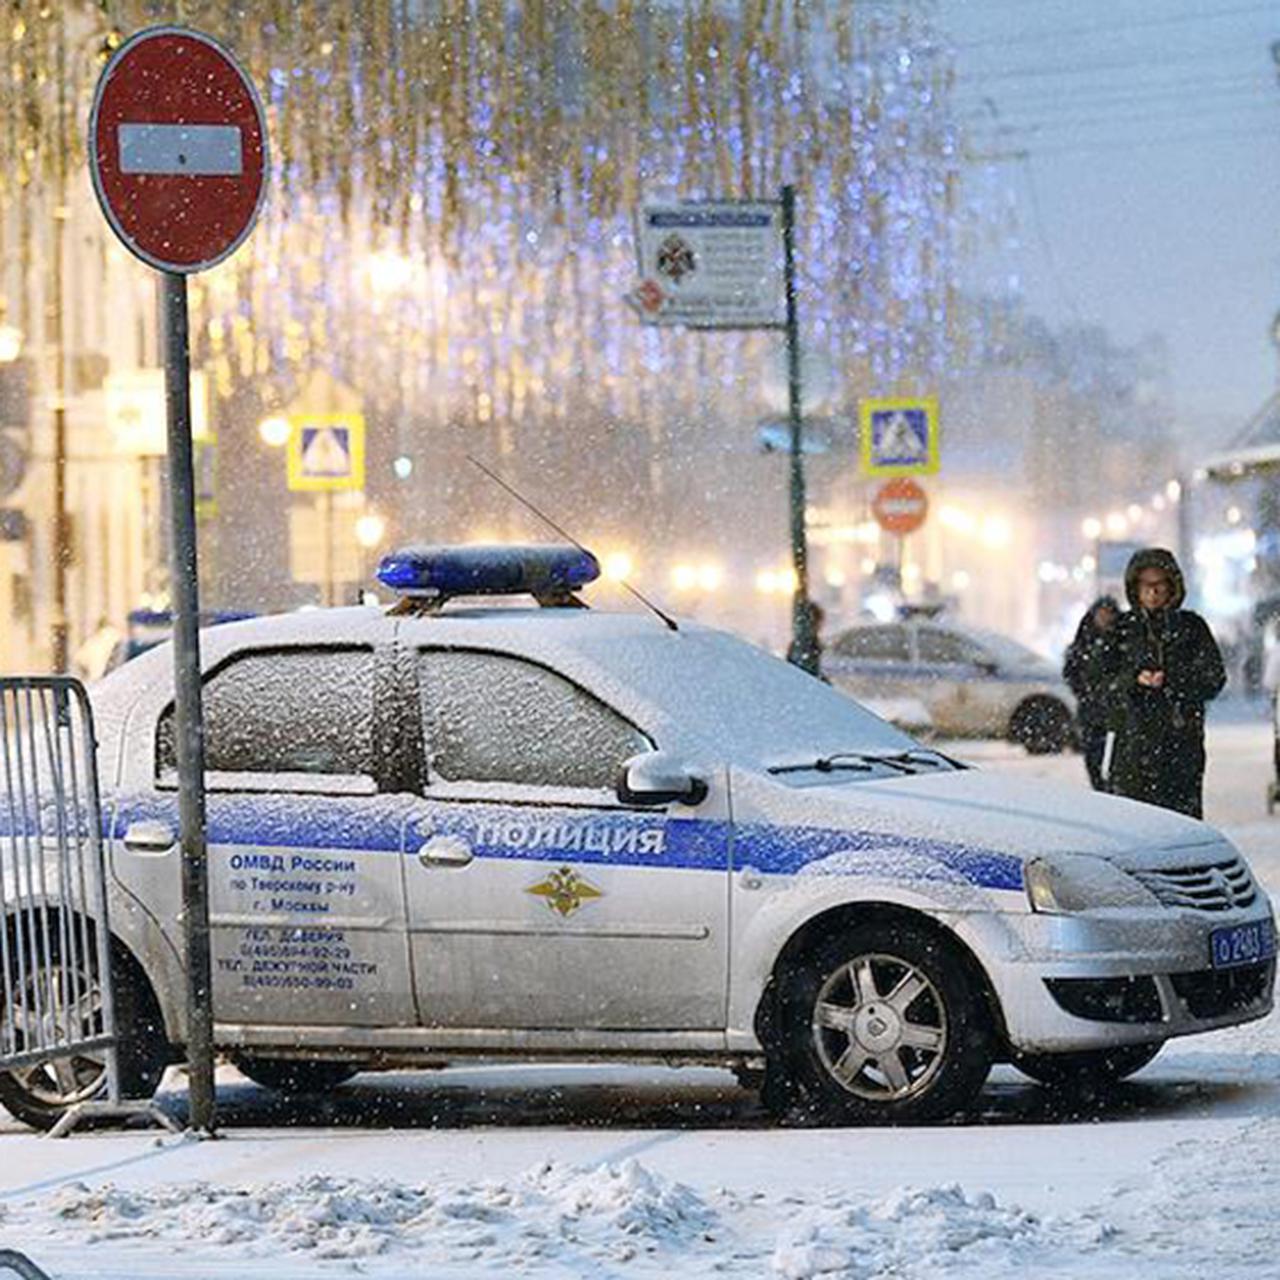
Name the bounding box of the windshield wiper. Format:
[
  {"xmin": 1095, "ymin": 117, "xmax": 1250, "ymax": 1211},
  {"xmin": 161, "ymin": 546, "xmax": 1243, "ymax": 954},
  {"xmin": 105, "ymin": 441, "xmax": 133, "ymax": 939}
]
[
  {"xmin": 818, "ymin": 751, "xmax": 920, "ymax": 774},
  {"xmin": 768, "ymin": 757, "xmax": 874, "ymax": 775},
  {"xmin": 856, "ymin": 749, "xmax": 969, "ymax": 773},
  {"xmin": 768, "ymin": 749, "xmax": 965, "ymax": 777}
]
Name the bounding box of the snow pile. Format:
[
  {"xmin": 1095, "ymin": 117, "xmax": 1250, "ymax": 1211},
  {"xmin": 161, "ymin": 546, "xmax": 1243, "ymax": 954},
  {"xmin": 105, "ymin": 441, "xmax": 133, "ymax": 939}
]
[
  {"xmin": 48, "ymin": 1175, "xmax": 433, "ymax": 1259},
  {"xmin": 10, "ymin": 1157, "xmax": 1135, "ymax": 1276},
  {"xmin": 527, "ymin": 1157, "xmax": 716, "ymax": 1245},
  {"xmin": 32, "ymin": 1158, "xmax": 720, "ymax": 1272},
  {"xmin": 771, "ymin": 1183, "xmax": 1114, "ymax": 1279}
]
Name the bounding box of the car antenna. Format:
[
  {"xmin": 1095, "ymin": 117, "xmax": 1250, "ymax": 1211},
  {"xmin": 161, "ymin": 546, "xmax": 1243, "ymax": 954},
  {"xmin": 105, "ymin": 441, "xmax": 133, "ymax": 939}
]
[{"xmin": 466, "ymin": 454, "xmax": 679, "ymax": 631}]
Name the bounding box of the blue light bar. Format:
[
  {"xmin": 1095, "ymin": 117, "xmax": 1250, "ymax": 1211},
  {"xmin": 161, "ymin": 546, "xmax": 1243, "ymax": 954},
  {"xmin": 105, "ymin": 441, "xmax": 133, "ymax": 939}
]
[{"xmin": 377, "ymin": 544, "xmax": 600, "ymax": 599}]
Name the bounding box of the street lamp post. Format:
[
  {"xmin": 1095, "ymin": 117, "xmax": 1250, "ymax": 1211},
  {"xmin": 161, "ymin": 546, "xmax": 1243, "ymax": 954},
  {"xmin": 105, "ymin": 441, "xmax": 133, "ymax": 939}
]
[
  {"xmin": 49, "ymin": 24, "xmax": 70, "ymax": 672},
  {"xmin": 48, "ymin": 23, "xmax": 118, "ymax": 672}
]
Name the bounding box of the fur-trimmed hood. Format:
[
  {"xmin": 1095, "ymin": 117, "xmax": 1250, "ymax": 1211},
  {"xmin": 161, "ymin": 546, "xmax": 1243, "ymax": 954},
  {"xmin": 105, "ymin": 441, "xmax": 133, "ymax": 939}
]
[{"xmin": 1124, "ymin": 547, "xmax": 1186, "ymax": 610}]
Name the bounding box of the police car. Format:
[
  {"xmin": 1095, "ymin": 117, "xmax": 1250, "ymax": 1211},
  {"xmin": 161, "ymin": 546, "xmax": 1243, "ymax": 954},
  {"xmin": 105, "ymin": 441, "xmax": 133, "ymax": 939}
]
[
  {"xmin": 823, "ymin": 615, "xmax": 1076, "ymax": 753},
  {"xmin": 4, "ymin": 546, "xmax": 1274, "ymax": 1129}
]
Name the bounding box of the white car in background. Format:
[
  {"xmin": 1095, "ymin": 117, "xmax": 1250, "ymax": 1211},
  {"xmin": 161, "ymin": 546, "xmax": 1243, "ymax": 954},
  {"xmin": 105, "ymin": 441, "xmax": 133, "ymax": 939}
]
[
  {"xmin": 823, "ymin": 617, "xmax": 1077, "ymax": 753},
  {"xmin": 1, "ymin": 547, "xmax": 1271, "ymax": 1132}
]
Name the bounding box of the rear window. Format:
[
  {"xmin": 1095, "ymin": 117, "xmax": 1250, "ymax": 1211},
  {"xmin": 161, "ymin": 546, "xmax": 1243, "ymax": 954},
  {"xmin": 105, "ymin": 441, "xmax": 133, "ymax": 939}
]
[
  {"xmin": 830, "ymin": 626, "xmax": 911, "ymax": 662},
  {"xmin": 156, "ymin": 647, "xmax": 375, "ymax": 779}
]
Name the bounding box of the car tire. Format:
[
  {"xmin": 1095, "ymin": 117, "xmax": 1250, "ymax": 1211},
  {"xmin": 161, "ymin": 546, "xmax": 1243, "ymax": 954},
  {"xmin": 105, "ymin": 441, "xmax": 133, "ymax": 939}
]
[
  {"xmin": 1009, "ymin": 697, "xmax": 1073, "ymax": 755},
  {"xmin": 768, "ymin": 919, "xmax": 994, "ymax": 1125},
  {"xmin": 0, "ymin": 935, "xmax": 168, "ymax": 1132},
  {"xmin": 234, "ymin": 1056, "xmax": 359, "ymax": 1095},
  {"xmin": 1013, "ymin": 1041, "xmax": 1162, "ymax": 1090}
]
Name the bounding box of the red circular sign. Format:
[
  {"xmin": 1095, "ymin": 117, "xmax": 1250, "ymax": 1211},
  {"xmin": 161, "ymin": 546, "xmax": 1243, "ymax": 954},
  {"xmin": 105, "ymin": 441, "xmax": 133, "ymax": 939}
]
[
  {"xmin": 89, "ymin": 27, "xmax": 268, "ymax": 274},
  {"xmin": 872, "ymin": 478, "xmax": 929, "ymax": 535}
]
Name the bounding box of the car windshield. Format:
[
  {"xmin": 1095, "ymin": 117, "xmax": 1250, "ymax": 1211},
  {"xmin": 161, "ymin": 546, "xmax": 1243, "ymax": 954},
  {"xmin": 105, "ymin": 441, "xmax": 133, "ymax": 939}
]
[{"xmin": 572, "ymin": 626, "xmax": 917, "ymax": 768}]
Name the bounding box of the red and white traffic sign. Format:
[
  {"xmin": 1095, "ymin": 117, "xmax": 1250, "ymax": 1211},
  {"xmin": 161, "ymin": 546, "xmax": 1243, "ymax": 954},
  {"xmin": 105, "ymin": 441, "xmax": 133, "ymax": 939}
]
[
  {"xmin": 872, "ymin": 478, "xmax": 929, "ymax": 535},
  {"xmin": 89, "ymin": 26, "xmax": 267, "ymax": 274}
]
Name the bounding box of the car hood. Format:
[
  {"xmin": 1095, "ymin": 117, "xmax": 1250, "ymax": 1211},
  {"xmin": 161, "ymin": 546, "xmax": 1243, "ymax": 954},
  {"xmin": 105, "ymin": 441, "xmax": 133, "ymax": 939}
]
[{"xmin": 739, "ymin": 766, "xmax": 1227, "ymax": 873}]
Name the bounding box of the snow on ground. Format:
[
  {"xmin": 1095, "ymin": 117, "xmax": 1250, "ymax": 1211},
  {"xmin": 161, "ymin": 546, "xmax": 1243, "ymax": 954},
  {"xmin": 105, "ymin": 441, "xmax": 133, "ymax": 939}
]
[
  {"xmin": 0, "ymin": 704, "xmax": 1277, "ymax": 1279},
  {"xmin": 8, "ymin": 1157, "xmax": 1120, "ymax": 1278}
]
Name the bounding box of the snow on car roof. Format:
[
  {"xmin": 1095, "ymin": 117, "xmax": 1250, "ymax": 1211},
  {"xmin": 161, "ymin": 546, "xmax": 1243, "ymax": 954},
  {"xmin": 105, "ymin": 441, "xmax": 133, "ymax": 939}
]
[
  {"xmin": 393, "ymin": 608, "xmax": 909, "ymax": 763},
  {"xmin": 92, "ymin": 602, "xmax": 913, "ymax": 768}
]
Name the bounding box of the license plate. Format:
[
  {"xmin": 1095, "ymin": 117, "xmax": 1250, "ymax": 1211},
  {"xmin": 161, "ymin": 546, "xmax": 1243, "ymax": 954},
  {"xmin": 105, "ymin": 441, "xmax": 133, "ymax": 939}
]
[{"xmin": 1210, "ymin": 919, "xmax": 1277, "ymax": 970}]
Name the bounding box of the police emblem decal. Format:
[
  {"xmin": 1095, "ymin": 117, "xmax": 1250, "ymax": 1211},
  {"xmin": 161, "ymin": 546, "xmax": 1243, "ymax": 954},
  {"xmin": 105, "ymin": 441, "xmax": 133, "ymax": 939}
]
[
  {"xmin": 526, "ymin": 866, "xmax": 603, "ymax": 917},
  {"xmin": 655, "ymin": 234, "xmax": 696, "ymax": 283}
]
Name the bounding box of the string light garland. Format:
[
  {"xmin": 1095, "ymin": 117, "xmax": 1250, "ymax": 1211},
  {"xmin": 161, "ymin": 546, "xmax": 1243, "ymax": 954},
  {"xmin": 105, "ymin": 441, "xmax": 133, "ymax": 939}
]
[{"xmin": 3, "ymin": 1, "xmax": 988, "ymax": 551}]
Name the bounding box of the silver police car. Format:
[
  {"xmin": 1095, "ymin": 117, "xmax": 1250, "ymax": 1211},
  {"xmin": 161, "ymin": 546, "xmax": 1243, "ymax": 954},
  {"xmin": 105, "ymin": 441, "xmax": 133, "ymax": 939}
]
[
  {"xmin": 3, "ymin": 546, "xmax": 1273, "ymax": 1129},
  {"xmin": 823, "ymin": 616, "xmax": 1076, "ymax": 753}
]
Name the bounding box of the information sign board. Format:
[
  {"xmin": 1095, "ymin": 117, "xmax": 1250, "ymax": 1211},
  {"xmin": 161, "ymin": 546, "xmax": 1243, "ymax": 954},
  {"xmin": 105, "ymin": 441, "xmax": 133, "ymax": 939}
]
[{"xmin": 629, "ymin": 202, "xmax": 784, "ymax": 328}]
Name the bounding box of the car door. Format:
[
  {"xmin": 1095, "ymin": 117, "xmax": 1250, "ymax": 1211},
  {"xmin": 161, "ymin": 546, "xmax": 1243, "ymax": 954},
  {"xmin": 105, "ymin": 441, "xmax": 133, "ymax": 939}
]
[
  {"xmin": 401, "ymin": 646, "xmax": 731, "ymax": 1031},
  {"xmin": 128, "ymin": 644, "xmax": 415, "ymax": 1029},
  {"xmin": 915, "ymin": 627, "xmax": 1006, "ymax": 735}
]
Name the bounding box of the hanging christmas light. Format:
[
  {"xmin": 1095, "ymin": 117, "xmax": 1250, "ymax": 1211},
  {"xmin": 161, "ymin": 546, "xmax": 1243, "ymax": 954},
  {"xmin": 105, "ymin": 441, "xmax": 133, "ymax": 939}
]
[{"xmin": 2, "ymin": 1, "xmax": 987, "ymax": 551}]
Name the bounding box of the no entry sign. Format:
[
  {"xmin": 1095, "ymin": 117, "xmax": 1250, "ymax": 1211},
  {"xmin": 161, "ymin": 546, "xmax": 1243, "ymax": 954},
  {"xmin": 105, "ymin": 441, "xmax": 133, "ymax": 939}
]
[
  {"xmin": 86, "ymin": 26, "xmax": 270, "ymax": 1133},
  {"xmin": 872, "ymin": 478, "xmax": 929, "ymax": 535},
  {"xmin": 89, "ymin": 26, "xmax": 267, "ymax": 274}
]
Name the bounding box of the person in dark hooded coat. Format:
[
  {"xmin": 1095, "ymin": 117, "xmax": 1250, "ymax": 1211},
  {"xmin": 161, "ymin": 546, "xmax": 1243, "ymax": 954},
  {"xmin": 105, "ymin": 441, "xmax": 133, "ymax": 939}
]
[
  {"xmin": 1102, "ymin": 548, "xmax": 1225, "ymax": 818},
  {"xmin": 1063, "ymin": 595, "xmax": 1119, "ymax": 790}
]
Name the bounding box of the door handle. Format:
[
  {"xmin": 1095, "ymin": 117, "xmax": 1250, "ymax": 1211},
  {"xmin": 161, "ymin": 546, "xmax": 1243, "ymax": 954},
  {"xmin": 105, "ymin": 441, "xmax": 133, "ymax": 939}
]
[
  {"xmin": 123, "ymin": 820, "xmax": 176, "ymax": 854},
  {"xmin": 417, "ymin": 835, "xmax": 473, "ymax": 868}
]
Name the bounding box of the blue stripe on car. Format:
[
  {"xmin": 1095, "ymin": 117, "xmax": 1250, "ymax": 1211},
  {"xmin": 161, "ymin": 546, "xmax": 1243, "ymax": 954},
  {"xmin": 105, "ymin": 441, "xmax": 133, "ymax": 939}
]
[
  {"xmin": 102, "ymin": 795, "xmax": 1025, "ymax": 892},
  {"xmin": 112, "ymin": 794, "xmax": 404, "ymax": 854},
  {"xmin": 736, "ymin": 822, "xmax": 1024, "ymax": 889}
]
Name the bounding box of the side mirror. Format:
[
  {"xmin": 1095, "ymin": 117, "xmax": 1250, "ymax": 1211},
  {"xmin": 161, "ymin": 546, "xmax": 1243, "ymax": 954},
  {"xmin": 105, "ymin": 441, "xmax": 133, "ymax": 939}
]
[{"xmin": 616, "ymin": 750, "xmax": 708, "ymax": 807}]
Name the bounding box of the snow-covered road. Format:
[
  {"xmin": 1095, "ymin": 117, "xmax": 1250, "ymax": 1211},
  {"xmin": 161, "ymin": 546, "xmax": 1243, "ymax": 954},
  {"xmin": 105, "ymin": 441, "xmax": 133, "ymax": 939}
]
[{"xmin": 2, "ymin": 705, "xmax": 1278, "ymax": 1278}]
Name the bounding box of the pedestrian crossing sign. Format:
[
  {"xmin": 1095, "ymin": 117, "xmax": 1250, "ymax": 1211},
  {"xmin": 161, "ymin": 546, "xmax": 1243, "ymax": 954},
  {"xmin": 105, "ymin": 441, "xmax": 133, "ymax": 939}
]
[
  {"xmin": 286, "ymin": 412, "xmax": 366, "ymax": 492},
  {"xmin": 859, "ymin": 397, "xmax": 940, "ymax": 477}
]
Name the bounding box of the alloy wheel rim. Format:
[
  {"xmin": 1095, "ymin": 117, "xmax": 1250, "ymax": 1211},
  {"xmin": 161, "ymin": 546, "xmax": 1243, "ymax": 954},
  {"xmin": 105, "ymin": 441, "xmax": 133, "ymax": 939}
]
[
  {"xmin": 812, "ymin": 952, "xmax": 947, "ymax": 1101},
  {"xmin": 5, "ymin": 969, "xmax": 106, "ymax": 1108}
]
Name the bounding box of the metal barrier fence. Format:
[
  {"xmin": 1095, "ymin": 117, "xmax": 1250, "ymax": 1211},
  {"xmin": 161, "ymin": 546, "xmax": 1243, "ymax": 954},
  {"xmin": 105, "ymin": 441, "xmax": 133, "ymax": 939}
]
[
  {"xmin": 0, "ymin": 1249, "xmax": 52, "ymax": 1279},
  {"xmin": 0, "ymin": 678, "xmax": 175, "ymax": 1136}
]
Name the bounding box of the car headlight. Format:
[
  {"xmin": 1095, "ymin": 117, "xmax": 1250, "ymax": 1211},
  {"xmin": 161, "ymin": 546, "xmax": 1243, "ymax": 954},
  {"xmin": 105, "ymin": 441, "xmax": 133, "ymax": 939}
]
[{"xmin": 1024, "ymin": 854, "xmax": 1161, "ymax": 914}]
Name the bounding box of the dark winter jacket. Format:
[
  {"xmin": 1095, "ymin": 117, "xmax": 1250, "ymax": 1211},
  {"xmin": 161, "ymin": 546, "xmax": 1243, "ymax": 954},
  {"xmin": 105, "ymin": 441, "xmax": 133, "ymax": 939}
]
[
  {"xmin": 1101, "ymin": 548, "xmax": 1226, "ymax": 818},
  {"xmin": 1063, "ymin": 596, "xmax": 1119, "ymax": 728}
]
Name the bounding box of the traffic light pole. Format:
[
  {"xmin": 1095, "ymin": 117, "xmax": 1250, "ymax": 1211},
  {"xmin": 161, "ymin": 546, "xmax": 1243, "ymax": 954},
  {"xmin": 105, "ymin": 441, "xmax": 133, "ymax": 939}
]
[
  {"xmin": 781, "ymin": 185, "xmax": 819, "ymax": 675},
  {"xmin": 162, "ymin": 271, "xmax": 216, "ymax": 1135}
]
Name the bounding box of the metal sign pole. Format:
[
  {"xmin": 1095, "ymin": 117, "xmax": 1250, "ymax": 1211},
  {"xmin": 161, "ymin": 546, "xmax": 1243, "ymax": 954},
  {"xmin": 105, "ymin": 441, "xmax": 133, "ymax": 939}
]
[
  {"xmin": 162, "ymin": 271, "xmax": 216, "ymax": 1134},
  {"xmin": 782, "ymin": 185, "xmax": 818, "ymax": 674},
  {"xmin": 323, "ymin": 490, "xmax": 335, "ymax": 606}
]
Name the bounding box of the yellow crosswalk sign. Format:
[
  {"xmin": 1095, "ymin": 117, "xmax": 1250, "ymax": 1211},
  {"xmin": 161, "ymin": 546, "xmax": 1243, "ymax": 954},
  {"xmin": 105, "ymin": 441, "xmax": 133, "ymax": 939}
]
[
  {"xmin": 286, "ymin": 412, "xmax": 366, "ymax": 491},
  {"xmin": 859, "ymin": 397, "xmax": 940, "ymax": 477}
]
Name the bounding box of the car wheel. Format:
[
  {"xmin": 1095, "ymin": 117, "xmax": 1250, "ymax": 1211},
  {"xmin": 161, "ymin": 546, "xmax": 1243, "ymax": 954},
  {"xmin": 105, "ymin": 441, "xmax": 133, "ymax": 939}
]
[
  {"xmin": 769, "ymin": 919, "xmax": 993, "ymax": 1125},
  {"xmin": 1013, "ymin": 1041, "xmax": 1162, "ymax": 1090},
  {"xmin": 1009, "ymin": 697, "xmax": 1072, "ymax": 755},
  {"xmin": 234, "ymin": 1056, "xmax": 359, "ymax": 1094},
  {"xmin": 0, "ymin": 936, "xmax": 168, "ymax": 1132}
]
